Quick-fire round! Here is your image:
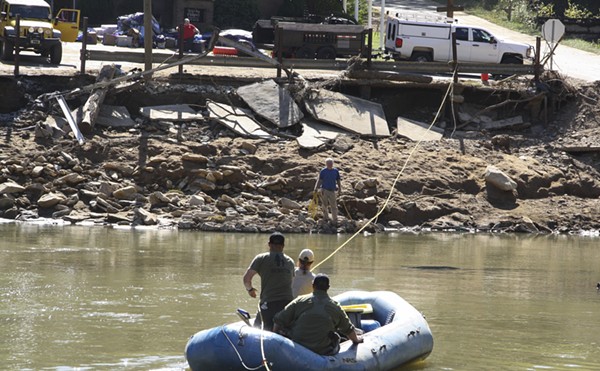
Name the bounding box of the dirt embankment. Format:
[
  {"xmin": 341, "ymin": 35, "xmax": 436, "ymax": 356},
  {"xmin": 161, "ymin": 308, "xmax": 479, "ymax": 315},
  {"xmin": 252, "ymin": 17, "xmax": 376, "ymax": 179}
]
[{"xmin": 1, "ymin": 73, "xmax": 600, "ymax": 234}]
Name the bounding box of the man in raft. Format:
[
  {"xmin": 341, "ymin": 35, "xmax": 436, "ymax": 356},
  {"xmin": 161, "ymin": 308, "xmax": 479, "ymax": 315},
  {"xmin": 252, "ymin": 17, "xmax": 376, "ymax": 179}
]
[{"xmin": 273, "ymin": 274, "xmax": 363, "ymax": 355}]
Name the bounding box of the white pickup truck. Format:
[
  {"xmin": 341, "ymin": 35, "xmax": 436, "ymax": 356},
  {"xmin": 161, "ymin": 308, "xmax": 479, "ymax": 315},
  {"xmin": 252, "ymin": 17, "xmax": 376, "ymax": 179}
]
[{"xmin": 384, "ymin": 16, "xmax": 534, "ymax": 64}]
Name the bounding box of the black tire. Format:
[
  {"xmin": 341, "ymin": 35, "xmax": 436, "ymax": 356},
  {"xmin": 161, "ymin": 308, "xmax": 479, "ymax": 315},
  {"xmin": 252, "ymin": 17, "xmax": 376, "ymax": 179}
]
[
  {"xmin": 49, "ymin": 43, "xmax": 62, "ymax": 65},
  {"xmin": 500, "ymin": 55, "xmax": 523, "ymax": 64},
  {"xmin": 1, "ymin": 40, "xmax": 14, "ymax": 61},
  {"xmin": 410, "ymin": 52, "xmax": 432, "ymax": 62},
  {"xmin": 316, "ymin": 46, "xmax": 336, "ymax": 60},
  {"xmin": 295, "ymin": 46, "xmax": 314, "ymax": 59}
]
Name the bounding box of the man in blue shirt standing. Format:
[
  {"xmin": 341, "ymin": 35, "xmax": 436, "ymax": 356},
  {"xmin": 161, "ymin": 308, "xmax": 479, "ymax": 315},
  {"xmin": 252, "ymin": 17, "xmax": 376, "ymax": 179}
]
[{"xmin": 314, "ymin": 158, "xmax": 342, "ymax": 225}]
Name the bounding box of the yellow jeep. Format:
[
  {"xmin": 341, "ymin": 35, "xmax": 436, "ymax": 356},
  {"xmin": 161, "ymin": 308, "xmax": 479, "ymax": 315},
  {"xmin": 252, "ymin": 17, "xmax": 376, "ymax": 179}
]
[{"xmin": 0, "ymin": 0, "xmax": 75, "ymax": 64}]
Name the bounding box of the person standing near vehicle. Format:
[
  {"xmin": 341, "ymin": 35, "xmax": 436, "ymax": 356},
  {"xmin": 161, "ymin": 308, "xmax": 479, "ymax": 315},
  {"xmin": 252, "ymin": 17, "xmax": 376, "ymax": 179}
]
[
  {"xmin": 314, "ymin": 158, "xmax": 342, "ymax": 225},
  {"xmin": 243, "ymin": 232, "xmax": 295, "ymax": 331},
  {"xmin": 178, "ymin": 18, "xmax": 199, "ymax": 51},
  {"xmin": 292, "ymin": 249, "xmax": 316, "ymax": 298}
]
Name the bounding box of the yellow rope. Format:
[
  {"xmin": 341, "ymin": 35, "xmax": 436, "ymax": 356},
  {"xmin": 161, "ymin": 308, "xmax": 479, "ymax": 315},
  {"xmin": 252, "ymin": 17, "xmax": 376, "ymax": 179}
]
[{"xmin": 312, "ymin": 69, "xmax": 457, "ymax": 271}]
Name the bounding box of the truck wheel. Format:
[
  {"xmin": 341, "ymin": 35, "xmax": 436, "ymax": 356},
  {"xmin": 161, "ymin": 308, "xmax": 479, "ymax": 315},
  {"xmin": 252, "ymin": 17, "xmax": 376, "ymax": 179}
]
[
  {"xmin": 50, "ymin": 44, "xmax": 62, "ymax": 65},
  {"xmin": 410, "ymin": 52, "xmax": 432, "ymax": 62},
  {"xmin": 1, "ymin": 40, "xmax": 14, "ymax": 61},
  {"xmin": 500, "ymin": 55, "xmax": 523, "ymax": 64},
  {"xmin": 295, "ymin": 46, "xmax": 314, "ymax": 59},
  {"xmin": 316, "ymin": 47, "xmax": 336, "ymax": 60}
]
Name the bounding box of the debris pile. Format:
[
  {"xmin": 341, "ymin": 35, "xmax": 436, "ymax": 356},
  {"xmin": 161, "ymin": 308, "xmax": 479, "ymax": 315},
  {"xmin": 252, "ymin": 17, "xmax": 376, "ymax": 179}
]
[{"xmin": 1, "ymin": 52, "xmax": 600, "ymax": 234}]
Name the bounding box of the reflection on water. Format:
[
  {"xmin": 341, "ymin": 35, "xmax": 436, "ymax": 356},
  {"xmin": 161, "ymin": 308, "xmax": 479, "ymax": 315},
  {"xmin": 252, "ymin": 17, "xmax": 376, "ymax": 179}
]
[{"xmin": 1, "ymin": 223, "xmax": 599, "ymax": 370}]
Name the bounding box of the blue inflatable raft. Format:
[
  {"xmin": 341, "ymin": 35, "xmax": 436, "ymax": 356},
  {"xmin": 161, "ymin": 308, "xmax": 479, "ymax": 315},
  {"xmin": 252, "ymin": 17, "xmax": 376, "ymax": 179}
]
[{"xmin": 185, "ymin": 291, "xmax": 433, "ymax": 371}]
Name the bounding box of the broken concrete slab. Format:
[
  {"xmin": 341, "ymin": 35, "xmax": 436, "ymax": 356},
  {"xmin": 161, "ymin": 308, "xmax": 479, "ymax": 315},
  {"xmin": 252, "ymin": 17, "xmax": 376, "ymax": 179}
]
[
  {"xmin": 237, "ymin": 80, "xmax": 303, "ymax": 128},
  {"xmin": 140, "ymin": 104, "xmax": 204, "ymax": 122},
  {"xmin": 304, "ymin": 89, "xmax": 390, "ymax": 137},
  {"xmin": 206, "ymin": 101, "xmax": 276, "ymax": 140},
  {"xmin": 296, "ymin": 119, "xmax": 345, "ymax": 149},
  {"xmin": 396, "ymin": 116, "xmax": 443, "ymax": 141},
  {"xmin": 96, "ymin": 105, "xmax": 137, "ymax": 128},
  {"xmin": 479, "ymin": 116, "xmax": 528, "ymax": 131}
]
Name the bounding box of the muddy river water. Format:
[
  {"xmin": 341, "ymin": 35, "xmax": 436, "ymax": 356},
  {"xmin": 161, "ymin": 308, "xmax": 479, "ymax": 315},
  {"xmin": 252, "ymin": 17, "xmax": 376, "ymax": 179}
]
[{"xmin": 1, "ymin": 222, "xmax": 599, "ymax": 370}]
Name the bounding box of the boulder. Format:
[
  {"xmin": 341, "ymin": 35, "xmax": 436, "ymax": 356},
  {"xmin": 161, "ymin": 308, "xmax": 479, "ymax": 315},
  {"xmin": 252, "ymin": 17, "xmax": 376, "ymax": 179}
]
[
  {"xmin": 0, "ymin": 181, "xmax": 25, "ymax": 194},
  {"xmin": 99, "ymin": 181, "xmax": 118, "ymax": 196},
  {"xmin": 220, "ymin": 194, "xmax": 237, "ymax": 206},
  {"xmin": 189, "ymin": 178, "xmax": 216, "ymax": 192},
  {"xmin": 135, "ymin": 208, "xmax": 158, "ymax": 225},
  {"xmin": 57, "ymin": 173, "xmax": 86, "ymax": 186},
  {"xmin": 280, "ymin": 197, "xmax": 302, "ymax": 210},
  {"xmin": 182, "ymin": 153, "xmax": 209, "ymax": 163},
  {"xmin": 240, "ymin": 142, "xmax": 258, "ymax": 154},
  {"xmin": 38, "ymin": 192, "xmax": 66, "ymax": 208},
  {"xmin": 149, "ymin": 191, "xmax": 170, "ymax": 207},
  {"xmin": 31, "ymin": 166, "xmax": 44, "ymax": 177},
  {"xmin": 189, "ymin": 195, "xmax": 205, "ymax": 206},
  {"xmin": 485, "ymin": 165, "xmax": 517, "ymax": 192},
  {"xmin": 104, "ymin": 162, "xmax": 135, "ymax": 176},
  {"xmin": 0, "ymin": 195, "xmax": 15, "ymax": 209},
  {"xmin": 113, "ymin": 186, "xmax": 138, "ymax": 200}
]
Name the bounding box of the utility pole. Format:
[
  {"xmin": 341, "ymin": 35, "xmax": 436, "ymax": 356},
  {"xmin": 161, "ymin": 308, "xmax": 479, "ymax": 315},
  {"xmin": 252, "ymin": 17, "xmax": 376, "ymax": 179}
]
[{"xmin": 144, "ymin": 0, "xmax": 153, "ymax": 73}]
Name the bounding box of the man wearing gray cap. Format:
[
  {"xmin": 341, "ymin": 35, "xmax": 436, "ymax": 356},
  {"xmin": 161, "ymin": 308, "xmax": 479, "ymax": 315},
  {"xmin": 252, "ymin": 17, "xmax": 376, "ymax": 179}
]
[
  {"xmin": 274, "ymin": 274, "xmax": 363, "ymax": 355},
  {"xmin": 243, "ymin": 232, "xmax": 295, "ymax": 331},
  {"xmin": 314, "ymin": 158, "xmax": 342, "ymax": 225}
]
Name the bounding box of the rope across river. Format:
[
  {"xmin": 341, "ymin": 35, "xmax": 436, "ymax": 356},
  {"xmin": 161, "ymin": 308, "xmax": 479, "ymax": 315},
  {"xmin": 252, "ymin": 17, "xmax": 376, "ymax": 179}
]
[{"xmin": 312, "ymin": 68, "xmax": 458, "ymax": 271}]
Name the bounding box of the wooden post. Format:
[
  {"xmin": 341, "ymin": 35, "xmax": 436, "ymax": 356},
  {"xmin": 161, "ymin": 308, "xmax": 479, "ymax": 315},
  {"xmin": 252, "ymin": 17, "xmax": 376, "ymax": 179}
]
[
  {"xmin": 275, "ymin": 25, "xmax": 282, "ymax": 78},
  {"xmin": 14, "ymin": 14, "xmax": 20, "ymax": 76},
  {"xmin": 379, "ymin": 0, "xmax": 385, "ymax": 51},
  {"xmin": 80, "ymin": 17, "xmax": 88, "ymax": 74},
  {"xmin": 78, "ymin": 64, "xmax": 117, "ymax": 134},
  {"xmin": 447, "ymin": 0, "xmax": 455, "ymax": 18},
  {"xmin": 178, "ymin": 24, "xmax": 184, "ymax": 75},
  {"xmin": 534, "ymin": 36, "xmax": 541, "ymax": 83},
  {"xmin": 451, "ymin": 31, "xmax": 458, "ymax": 83},
  {"xmin": 143, "ymin": 0, "xmax": 153, "ymax": 73},
  {"xmin": 367, "ymin": 28, "xmax": 373, "ymax": 68},
  {"xmin": 436, "ymin": 0, "xmax": 464, "ymax": 19}
]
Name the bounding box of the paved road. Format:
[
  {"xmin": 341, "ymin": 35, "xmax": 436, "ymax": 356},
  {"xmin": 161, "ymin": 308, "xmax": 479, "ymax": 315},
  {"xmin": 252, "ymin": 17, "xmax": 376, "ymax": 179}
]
[{"xmin": 377, "ymin": 0, "xmax": 600, "ymax": 82}]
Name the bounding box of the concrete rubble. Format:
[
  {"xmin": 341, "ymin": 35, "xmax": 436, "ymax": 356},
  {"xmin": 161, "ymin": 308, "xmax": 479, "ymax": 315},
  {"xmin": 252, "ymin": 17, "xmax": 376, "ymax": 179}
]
[{"xmin": 0, "ymin": 59, "xmax": 599, "ymax": 235}]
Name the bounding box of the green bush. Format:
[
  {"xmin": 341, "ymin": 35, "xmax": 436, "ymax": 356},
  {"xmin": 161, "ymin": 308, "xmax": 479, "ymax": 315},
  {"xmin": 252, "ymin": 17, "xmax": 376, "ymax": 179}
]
[{"xmin": 564, "ymin": 0, "xmax": 593, "ymax": 18}]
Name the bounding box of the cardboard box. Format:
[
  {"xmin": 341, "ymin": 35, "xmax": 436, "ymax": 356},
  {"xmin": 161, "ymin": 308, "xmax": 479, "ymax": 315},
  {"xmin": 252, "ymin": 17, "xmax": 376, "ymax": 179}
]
[
  {"xmin": 103, "ymin": 33, "xmax": 117, "ymax": 46},
  {"xmin": 86, "ymin": 32, "xmax": 98, "ymax": 45},
  {"xmin": 116, "ymin": 35, "xmax": 133, "ymax": 47}
]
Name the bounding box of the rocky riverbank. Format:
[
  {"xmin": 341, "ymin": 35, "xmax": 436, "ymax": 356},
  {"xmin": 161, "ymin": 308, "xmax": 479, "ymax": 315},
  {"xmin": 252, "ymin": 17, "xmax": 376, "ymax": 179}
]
[{"xmin": 1, "ymin": 74, "xmax": 600, "ymax": 235}]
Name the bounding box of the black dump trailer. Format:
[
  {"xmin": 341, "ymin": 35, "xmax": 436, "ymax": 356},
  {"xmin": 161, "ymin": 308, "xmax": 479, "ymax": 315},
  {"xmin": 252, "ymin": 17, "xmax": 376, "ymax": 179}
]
[{"xmin": 273, "ymin": 22, "xmax": 367, "ymax": 59}]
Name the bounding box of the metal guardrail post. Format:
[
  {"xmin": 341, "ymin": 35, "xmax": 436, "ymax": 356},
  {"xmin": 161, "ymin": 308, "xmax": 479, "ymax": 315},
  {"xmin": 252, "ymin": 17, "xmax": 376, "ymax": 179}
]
[
  {"xmin": 80, "ymin": 17, "xmax": 88, "ymax": 74},
  {"xmin": 178, "ymin": 24, "xmax": 184, "ymax": 75},
  {"xmin": 14, "ymin": 14, "xmax": 20, "ymax": 76}
]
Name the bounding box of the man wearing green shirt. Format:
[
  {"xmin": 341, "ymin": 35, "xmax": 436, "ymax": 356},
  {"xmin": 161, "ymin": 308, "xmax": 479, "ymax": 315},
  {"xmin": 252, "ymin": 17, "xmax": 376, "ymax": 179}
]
[
  {"xmin": 273, "ymin": 274, "xmax": 363, "ymax": 355},
  {"xmin": 243, "ymin": 232, "xmax": 295, "ymax": 331}
]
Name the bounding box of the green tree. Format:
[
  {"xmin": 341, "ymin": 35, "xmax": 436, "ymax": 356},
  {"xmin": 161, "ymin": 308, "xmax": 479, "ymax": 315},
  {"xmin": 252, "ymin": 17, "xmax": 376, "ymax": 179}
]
[{"xmin": 213, "ymin": 0, "xmax": 260, "ymax": 30}]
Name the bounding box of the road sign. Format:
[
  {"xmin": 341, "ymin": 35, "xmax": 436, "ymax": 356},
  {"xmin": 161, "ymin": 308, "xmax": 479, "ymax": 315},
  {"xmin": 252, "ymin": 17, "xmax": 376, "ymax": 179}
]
[{"xmin": 542, "ymin": 19, "xmax": 565, "ymax": 44}]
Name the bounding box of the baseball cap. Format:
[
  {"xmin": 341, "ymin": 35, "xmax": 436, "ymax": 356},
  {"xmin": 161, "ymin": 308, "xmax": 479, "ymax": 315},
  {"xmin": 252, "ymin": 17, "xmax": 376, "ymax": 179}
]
[
  {"xmin": 269, "ymin": 232, "xmax": 285, "ymax": 245},
  {"xmin": 299, "ymin": 249, "xmax": 314, "ymax": 263}
]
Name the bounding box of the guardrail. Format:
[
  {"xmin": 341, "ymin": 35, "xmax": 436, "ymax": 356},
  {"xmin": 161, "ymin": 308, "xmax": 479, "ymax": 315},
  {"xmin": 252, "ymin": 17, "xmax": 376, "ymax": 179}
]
[{"xmin": 86, "ymin": 49, "xmax": 537, "ymax": 76}]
